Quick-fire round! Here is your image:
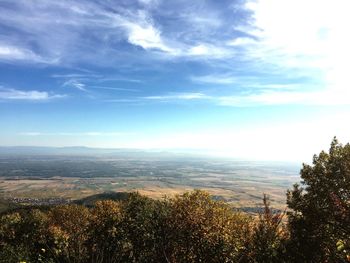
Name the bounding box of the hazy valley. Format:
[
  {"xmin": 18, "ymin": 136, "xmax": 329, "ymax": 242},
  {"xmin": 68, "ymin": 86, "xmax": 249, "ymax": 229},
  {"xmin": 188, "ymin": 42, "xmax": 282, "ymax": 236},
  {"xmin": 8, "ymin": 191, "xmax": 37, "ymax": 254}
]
[{"xmin": 0, "ymin": 147, "xmax": 300, "ymax": 212}]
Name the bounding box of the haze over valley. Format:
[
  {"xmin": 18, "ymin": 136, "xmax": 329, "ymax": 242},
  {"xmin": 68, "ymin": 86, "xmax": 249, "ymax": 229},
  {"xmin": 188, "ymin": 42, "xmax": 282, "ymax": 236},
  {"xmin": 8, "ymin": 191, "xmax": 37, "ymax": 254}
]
[{"xmin": 0, "ymin": 147, "xmax": 299, "ymax": 212}]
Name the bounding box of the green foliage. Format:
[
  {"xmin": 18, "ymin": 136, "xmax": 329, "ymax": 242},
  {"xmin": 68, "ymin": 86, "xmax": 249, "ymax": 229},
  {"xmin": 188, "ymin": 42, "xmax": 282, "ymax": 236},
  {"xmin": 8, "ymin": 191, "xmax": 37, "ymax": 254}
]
[
  {"xmin": 121, "ymin": 192, "xmax": 170, "ymax": 262},
  {"xmin": 74, "ymin": 192, "xmax": 129, "ymax": 207},
  {"xmin": 167, "ymin": 190, "xmax": 251, "ymax": 262},
  {"xmin": 287, "ymin": 137, "xmax": 350, "ymax": 262},
  {"xmin": 88, "ymin": 200, "xmax": 125, "ymax": 263},
  {"xmin": 0, "ymin": 191, "xmax": 252, "ymax": 263},
  {"xmin": 47, "ymin": 204, "xmax": 91, "ymax": 263},
  {"xmin": 242, "ymin": 194, "xmax": 287, "ymax": 263}
]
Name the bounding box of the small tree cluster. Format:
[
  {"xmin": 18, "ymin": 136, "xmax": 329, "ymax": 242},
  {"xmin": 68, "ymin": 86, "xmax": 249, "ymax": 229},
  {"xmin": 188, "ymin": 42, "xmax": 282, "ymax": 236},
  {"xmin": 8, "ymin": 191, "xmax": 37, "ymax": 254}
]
[{"xmin": 0, "ymin": 191, "xmax": 253, "ymax": 263}]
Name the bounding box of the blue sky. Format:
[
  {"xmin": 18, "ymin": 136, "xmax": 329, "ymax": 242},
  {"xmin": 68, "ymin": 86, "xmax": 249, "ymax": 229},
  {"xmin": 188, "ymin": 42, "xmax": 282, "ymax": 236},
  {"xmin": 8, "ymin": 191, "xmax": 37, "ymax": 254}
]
[{"xmin": 1, "ymin": 0, "xmax": 350, "ymax": 161}]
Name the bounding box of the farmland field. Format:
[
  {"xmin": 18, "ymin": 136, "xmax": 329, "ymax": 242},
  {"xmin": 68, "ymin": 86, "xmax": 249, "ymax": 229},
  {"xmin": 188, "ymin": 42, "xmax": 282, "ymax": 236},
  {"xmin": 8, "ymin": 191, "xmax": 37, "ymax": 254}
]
[{"xmin": 0, "ymin": 153, "xmax": 300, "ymax": 210}]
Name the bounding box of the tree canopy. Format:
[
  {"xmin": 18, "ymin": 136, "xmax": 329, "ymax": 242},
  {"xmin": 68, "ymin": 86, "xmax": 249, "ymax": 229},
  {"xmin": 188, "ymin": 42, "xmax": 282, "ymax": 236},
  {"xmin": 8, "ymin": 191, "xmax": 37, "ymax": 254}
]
[{"xmin": 287, "ymin": 137, "xmax": 350, "ymax": 262}]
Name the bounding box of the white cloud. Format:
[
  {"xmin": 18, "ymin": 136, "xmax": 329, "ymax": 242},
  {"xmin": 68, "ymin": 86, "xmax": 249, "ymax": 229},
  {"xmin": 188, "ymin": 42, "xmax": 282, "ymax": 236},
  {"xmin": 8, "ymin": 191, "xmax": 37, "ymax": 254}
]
[
  {"xmin": 221, "ymin": 0, "xmax": 350, "ymax": 106},
  {"xmin": 187, "ymin": 44, "xmax": 230, "ymax": 58},
  {"xmin": 246, "ymin": 84, "xmax": 300, "ymax": 90},
  {"xmin": 0, "ymin": 87, "xmax": 65, "ymax": 101},
  {"xmin": 144, "ymin": 92, "xmax": 208, "ymax": 101},
  {"xmin": 63, "ymin": 79, "xmax": 87, "ymax": 91},
  {"xmin": 100, "ymin": 9, "xmax": 177, "ymax": 55},
  {"xmin": 0, "ymin": 44, "xmax": 42, "ymax": 62},
  {"xmin": 119, "ymin": 18, "xmax": 231, "ymax": 59},
  {"xmin": 124, "ymin": 22, "xmax": 176, "ymax": 53},
  {"xmin": 226, "ymin": 37, "xmax": 257, "ymax": 47},
  {"xmin": 215, "ymin": 89, "xmax": 350, "ymax": 107},
  {"xmin": 138, "ymin": 0, "xmax": 160, "ymax": 8},
  {"xmin": 51, "ymin": 73, "xmax": 101, "ymax": 79},
  {"xmin": 107, "ymin": 9, "xmax": 232, "ymax": 58},
  {"xmin": 182, "ymin": 88, "xmax": 350, "ymax": 106},
  {"xmin": 90, "ymin": 86, "xmax": 139, "ymax": 92},
  {"xmin": 191, "ymin": 74, "xmax": 236, "ymax": 85},
  {"xmin": 19, "ymin": 132, "xmax": 129, "ymax": 137},
  {"xmin": 186, "ymin": 15, "xmax": 222, "ymax": 28},
  {"xmin": 139, "ymin": 88, "xmax": 350, "ymax": 107},
  {"xmin": 19, "ymin": 132, "xmax": 42, "ymax": 136},
  {"xmin": 0, "ymin": 1, "xmax": 238, "ymax": 65}
]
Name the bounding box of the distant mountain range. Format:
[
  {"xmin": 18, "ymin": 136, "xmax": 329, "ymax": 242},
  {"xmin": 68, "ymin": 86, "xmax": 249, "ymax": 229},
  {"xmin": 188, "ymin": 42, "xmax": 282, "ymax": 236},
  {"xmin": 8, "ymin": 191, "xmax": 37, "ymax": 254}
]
[
  {"xmin": 0, "ymin": 146, "xmax": 300, "ymax": 165},
  {"xmin": 0, "ymin": 146, "xmax": 206, "ymax": 159},
  {"xmin": 0, "ymin": 146, "xmax": 135, "ymax": 155}
]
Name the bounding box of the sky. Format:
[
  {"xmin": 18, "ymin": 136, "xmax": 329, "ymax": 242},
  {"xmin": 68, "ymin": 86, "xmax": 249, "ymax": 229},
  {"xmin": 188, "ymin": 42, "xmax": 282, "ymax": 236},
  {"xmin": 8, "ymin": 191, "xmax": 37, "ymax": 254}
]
[{"xmin": 1, "ymin": 0, "xmax": 350, "ymax": 162}]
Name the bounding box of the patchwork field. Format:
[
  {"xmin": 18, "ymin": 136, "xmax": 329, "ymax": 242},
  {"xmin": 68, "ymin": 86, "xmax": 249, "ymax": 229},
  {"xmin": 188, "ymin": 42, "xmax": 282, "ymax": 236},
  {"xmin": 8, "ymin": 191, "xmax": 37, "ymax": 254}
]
[{"xmin": 0, "ymin": 154, "xmax": 301, "ymax": 210}]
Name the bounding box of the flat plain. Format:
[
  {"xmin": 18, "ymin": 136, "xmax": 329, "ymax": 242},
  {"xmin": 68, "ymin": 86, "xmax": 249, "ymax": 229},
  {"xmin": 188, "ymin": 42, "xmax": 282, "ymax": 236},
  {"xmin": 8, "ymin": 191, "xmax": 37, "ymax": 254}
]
[{"xmin": 0, "ymin": 153, "xmax": 300, "ymax": 210}]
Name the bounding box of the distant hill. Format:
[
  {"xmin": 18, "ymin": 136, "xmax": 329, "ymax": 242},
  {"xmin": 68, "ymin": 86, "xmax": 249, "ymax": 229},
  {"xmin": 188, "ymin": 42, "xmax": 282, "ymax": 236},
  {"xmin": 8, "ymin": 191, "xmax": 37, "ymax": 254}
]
[
  {"xmin": 0, "ymin": 198, "xmax": 9, "ymax": 213},
  {"xmin": 0, "ymin": 146, "xmax": 193, "ymax": 159},
  {"xmin": 0, "ymin": 146, "xmax": 140, "ymax": 156},
  {"xmin": 74, "ymin": 192, "xmax": 130, "ymax": 206}
]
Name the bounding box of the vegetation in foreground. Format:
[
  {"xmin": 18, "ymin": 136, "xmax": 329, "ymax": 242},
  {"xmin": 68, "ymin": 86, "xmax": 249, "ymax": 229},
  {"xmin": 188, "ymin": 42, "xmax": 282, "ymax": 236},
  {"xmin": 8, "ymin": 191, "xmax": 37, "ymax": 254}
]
[{"xmin": 0, "ymin": 138, "xmax": 349, "ymax": 262}]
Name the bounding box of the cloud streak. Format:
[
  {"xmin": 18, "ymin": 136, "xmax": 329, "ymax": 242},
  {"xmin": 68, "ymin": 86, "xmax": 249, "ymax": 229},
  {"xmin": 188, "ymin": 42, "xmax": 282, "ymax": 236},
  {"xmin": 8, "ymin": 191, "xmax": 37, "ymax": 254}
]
[
  {"xmin": 135, "ymin": 89, "xmax": 350, "ymax": 107},
  {"xmin": 0, "ymin": 0, "xmax": 238, "ymax": 66},
  {"xmin": 19, "ymin": 132, "xmax": 131, "ymax": 137},
  {"xmin": 0, "ymin": 45, "xmax": 40, "ymax": 61},
  {"xmin": 143, "ymin": 92, "xmax": 209, "ymax": 101},
  {"xmin": 0, "ymin": 87, "xmax": 65, "ymax": 101},
  {"xmin": 190, "ymin": 74, "xmax": 236, "ymax": 85},
  {"xmin": 62, "ymin": 79, "xmax": 88, "ymax": 92}
]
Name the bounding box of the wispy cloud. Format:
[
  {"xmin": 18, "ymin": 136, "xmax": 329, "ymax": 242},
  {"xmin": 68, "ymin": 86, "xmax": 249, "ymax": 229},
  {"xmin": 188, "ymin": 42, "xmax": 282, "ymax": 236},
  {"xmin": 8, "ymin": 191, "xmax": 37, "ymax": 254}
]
[
  {"xmin": 226, "ymin": 37, "xmax": 257, "ymax": 47},
  {"xmin": 51, "ymin": 73, "xmax": 101, "ymax": 79},
  {"xmin": 1, "ymin": 0, "xmax": 347, "ymax": 108},
  {"xmin": 97, "ymin": 77, "xmax": 142, "ymax": 83},
  {"xmin": 0, "ymin": 44, "xmax": 58, "ymax": 64},
  {"xmin": 144, "ymin": 92, "xmax": 208, "ymax": 101},
  {"xmin": 217, "ymin": 89, "xmax": 350, "ymax": 107},
  {"xmin": 133, "ymin": 88, "xmax": 350, "ymax": 107},
  {"xmin": 62, "ymin": 79, "xmax": 88, "ymax": 92},
  {"xmin": 89, "ymin": 86, "xmax": 139, "ymax": 92},
  {"xmin": 234, "ymin": 0, "xmax": 350, "ymax": 98},
  {"xmin": 117, "ymin": 15, "xmax": 231, "ymax": 59},
  {"xmin": 190, "ymin": 74, "xmax": 236, "ymax": 85},
  {"xmin": 177, "ymin": 0, "xmax": 350, "ymax": 107},
  {"xmin": 0, "ymin": 45, "xmax": 39, "ymax": 61},
  {"xmin": 19, "ymin": 132, "xmax": 130, "ymax": 137},
  {"xmin": 186, "ymin": 44, "xmax": 231, "ymax": 58},
  {"xmin": 0, "ymin": 87, "xmax": 65, "ymax": 101},
  {"xmin": 138, "ymin": 0, "xmax": 160, "ymax": 8},
  {"xmin": 0, "ymin": 0, "xmax": 238, "ymax": 66},
  {"xmin": 190, "ymin": 73, "xmax": 302, "ymax": 95},
  {"xmin": 104, "ymin": 92, "xmax": 210, "ymax": 104},
  {"xmin": 57, "ymin": 75, "xmax": 140, "ymax": 94},
  {"xmin": 122, "ymin": 19, "xmax": 176, "ymax": 54}
]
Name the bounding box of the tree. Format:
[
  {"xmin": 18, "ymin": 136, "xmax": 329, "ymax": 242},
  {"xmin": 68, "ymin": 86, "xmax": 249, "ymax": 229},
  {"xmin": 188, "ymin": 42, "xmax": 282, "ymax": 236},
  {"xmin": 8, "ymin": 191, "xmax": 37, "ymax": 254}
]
[
  {"xmin": 287, "ymin": 137, "xmax": 350, "ymax": 262},
  {"xmin": 242, "ymin": 195, "xmax": 287, "ymax": 263},
  {"xmin": 120, "ymin": 192, "xmax": 170, "ymax": 262},
  {"xmin": 47, "ymin": 204, "xmax": 91, "ymax": 262},
  {"xmin": 88, "ymin": 200, "xmax": 124, "ymax": 263},
  {"xmin": 168, "ymin": 190, "xmax": 251, "ymax": 262}
]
